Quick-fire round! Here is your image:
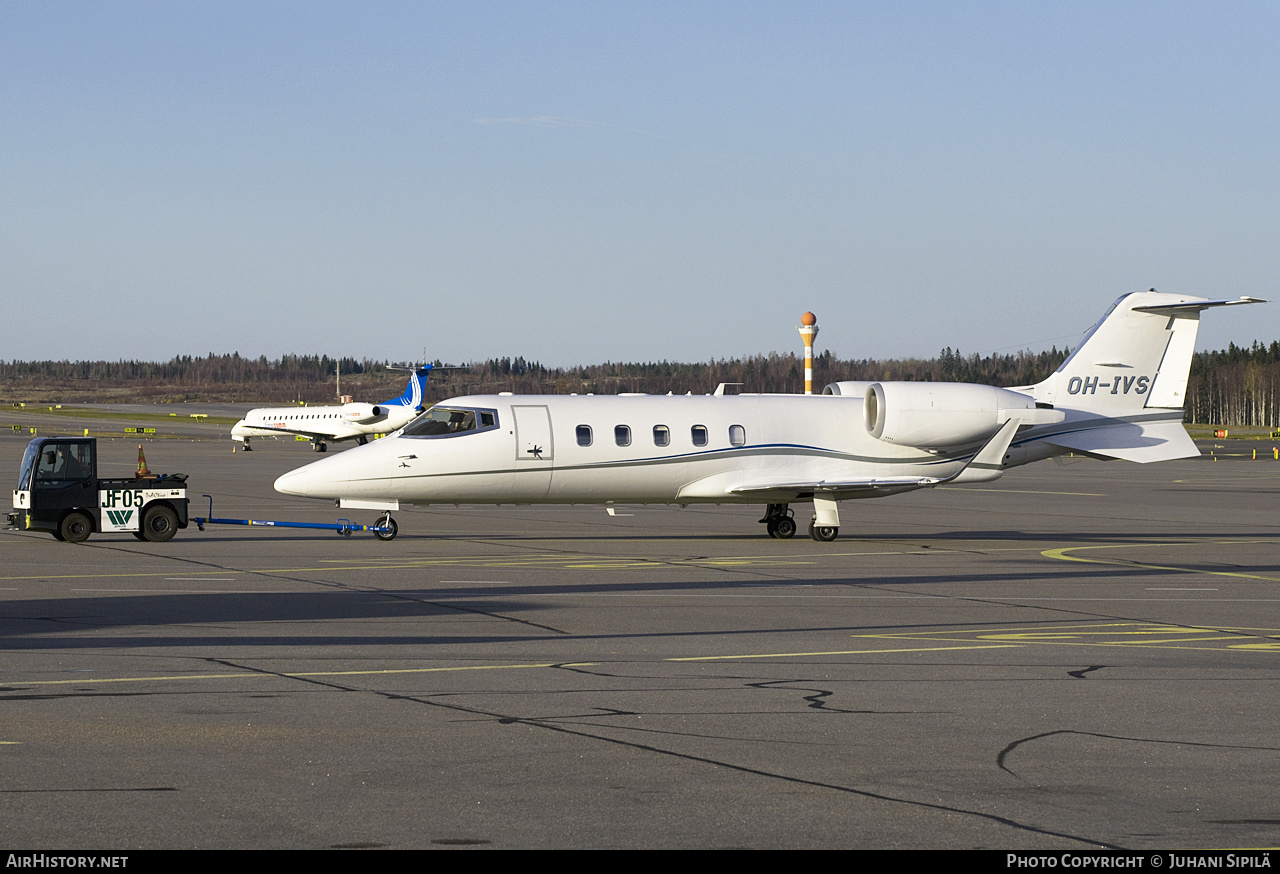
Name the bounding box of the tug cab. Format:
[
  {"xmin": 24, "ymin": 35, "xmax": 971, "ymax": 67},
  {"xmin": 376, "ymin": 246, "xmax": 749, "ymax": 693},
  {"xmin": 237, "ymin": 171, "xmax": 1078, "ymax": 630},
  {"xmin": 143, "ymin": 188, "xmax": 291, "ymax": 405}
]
[{"xmin": 9, "ymin": 438, "xmax": 189, "ymax": 543}]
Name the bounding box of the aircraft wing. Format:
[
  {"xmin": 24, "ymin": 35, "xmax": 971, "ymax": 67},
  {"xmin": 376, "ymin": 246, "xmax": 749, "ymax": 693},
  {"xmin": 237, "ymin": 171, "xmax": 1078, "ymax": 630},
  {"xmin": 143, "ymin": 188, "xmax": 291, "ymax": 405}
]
[
  {"xmin": 730, "ymin": 476, "xmax": 940, "ymax": 497},
  {"xmin": 727, "ymin": 418, "xmax": 1028, "ymax": 498},
  {"xmin": 236, "ymin": 423, "xmax": 333, "ymax": 440}
]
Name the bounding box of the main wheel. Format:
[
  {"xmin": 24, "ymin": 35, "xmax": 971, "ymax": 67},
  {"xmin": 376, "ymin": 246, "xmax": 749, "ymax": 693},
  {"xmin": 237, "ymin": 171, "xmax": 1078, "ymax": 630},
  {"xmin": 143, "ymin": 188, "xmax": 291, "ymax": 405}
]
[
  {"xmin": 59, "ymin": 512, "xmax": 92, "ymax": 544},
  {"xmin": 374, "ymin": 516, "xmax": 398, "ymax": 541},
  {"xmin": 809, "ymin": 522, "xmax": 838, "ymax": 542},
  {"xmin": 141, "ymin": 505, "xmax": 179, "ymax": 543},
  {"xmin": 314, "ymin": 442, "xmax": 328, "ymax": 453},
  {"xmin": 773, "ymin": 516, "xmax": 797, "ymax": 539}
]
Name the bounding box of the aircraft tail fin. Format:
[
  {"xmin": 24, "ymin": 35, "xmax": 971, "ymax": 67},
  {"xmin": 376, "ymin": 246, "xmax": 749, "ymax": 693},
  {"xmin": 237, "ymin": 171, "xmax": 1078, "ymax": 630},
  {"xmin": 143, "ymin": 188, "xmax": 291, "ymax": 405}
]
[
  {"xmin": 383, "ymin": 366, "xmax": 432, "ymax": 410},
  {"xmin": 1030, "ymin": 290, "xmax": 1263, "ymax": 413}
]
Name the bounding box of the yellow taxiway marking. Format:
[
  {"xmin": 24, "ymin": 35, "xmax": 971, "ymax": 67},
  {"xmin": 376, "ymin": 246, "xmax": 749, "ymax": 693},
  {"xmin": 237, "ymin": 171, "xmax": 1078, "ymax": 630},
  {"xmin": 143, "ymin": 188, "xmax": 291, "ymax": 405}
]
[
  {"xmin": 0, "ymin": 546, "xmax": 1056, "ymax": 582},
  {"xmin": 847, "ymin": 621, "xmax": 1280, "ymax": 652},
  {"xmin": 6, "ymin": 662, "xmax": 572, "ymax": 687},
  {"xmin": 947, "ymin": 487, "xmax": 1106, "ymax": 496},
  {"xmin": 669, "ymin": 644, "xmax": 1020, "ymax": 661},
  {"xmin": 1042, "ymin": 541, "xmax": 1280, "ymax": 582},
  {"xmin": 6, "ymin": 621, "xmax": 1279, "ymax": 690}
]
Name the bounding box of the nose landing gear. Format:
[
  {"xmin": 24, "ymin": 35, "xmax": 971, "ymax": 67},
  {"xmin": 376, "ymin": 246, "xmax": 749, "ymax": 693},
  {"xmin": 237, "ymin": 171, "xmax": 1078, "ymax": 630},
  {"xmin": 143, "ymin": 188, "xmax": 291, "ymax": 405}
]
[{"xmin": 374, "ymin": 512, "xmax": 398, "ymax": 541}]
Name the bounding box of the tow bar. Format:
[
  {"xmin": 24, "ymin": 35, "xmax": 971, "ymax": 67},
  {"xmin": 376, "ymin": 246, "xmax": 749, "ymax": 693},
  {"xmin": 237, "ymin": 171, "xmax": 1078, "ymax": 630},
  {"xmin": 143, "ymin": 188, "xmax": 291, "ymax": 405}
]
[{"xmin": 193, "ymin": 495, "xmax": 397, "ymax": 540}]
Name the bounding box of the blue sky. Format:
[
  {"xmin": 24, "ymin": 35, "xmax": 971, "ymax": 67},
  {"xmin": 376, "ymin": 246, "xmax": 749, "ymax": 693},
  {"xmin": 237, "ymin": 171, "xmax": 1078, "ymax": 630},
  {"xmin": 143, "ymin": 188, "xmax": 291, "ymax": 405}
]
[{"xmin": 3, "ymin": 2, "xmax": 1277, "ymax": 366}]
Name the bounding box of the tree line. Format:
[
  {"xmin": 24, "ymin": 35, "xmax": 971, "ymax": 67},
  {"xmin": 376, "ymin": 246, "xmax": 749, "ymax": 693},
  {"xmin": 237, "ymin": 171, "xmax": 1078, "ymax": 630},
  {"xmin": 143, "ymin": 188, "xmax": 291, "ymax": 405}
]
[{"xmin": 2, "ymin": 344, "xmax": 1278, "ymax": 426}]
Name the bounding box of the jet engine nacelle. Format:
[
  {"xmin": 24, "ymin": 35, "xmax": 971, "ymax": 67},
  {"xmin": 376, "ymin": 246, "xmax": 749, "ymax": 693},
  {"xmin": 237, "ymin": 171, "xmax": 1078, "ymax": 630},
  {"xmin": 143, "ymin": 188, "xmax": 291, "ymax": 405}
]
[
  {"xmin": 341, "ymin": 403, "xmax": 386, "ymax": 424},
  {"xmin": 864, "ymin": 382, "xmax": 1038, "ymax": 448},
  {"xmin": 822, "ymin": 381, "xmax": 877, "ymax": 397}
]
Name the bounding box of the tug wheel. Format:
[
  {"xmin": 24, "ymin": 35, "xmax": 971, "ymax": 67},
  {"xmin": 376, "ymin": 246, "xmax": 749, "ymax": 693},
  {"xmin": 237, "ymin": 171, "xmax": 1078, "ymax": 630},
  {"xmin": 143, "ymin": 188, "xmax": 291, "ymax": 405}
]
[
  {"xmin": 59, "ymin": 512, "xmax": 93, "ymax": 544},
  {"xmin": 142, "ymin": 506, "xmax": 179, "ymax": 543}
]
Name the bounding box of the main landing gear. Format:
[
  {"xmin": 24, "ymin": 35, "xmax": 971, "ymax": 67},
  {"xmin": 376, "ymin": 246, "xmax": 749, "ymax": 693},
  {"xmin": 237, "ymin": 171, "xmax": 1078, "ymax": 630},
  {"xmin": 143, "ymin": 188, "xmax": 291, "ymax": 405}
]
[
  {"xmin": 760, "ymin": 500, "xmax": 841, "ymax": 542},
  {"xmin": 808, "ymin": 521, "xmax": 838, "ymax": 542},
  {"xmin": 313, "ymin": 441, "xmax": 328, "ymax": 453},
  {"xmin": 759, "ymin": 503, "xmax": 796, "ymax": 539}
]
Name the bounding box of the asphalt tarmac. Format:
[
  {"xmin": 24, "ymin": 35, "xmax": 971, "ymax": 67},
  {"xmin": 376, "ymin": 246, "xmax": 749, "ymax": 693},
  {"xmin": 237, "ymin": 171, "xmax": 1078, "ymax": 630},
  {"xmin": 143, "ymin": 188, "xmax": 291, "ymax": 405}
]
[{"xmin": 2, "ymin": 428, "xmax": 1279, "ymax": 849}]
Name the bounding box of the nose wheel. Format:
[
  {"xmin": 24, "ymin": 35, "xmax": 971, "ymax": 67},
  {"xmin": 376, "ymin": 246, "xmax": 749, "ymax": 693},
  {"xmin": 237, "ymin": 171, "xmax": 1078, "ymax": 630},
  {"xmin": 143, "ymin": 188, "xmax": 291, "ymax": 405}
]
[{"xmin": 374, "ymin": 513, "xmax": 398, "ymax": 541}]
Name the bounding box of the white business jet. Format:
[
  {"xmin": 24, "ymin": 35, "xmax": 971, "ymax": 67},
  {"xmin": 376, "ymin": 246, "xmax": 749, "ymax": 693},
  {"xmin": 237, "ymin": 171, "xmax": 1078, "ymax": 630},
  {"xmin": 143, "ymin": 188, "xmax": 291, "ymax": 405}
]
[
  {"xmin": 274, "ymin": 291, "xmax": 1262, "ymax": 540},
  {"xmin": 232, "ymin": 366, "xmax": 431, "ymax": 453}
]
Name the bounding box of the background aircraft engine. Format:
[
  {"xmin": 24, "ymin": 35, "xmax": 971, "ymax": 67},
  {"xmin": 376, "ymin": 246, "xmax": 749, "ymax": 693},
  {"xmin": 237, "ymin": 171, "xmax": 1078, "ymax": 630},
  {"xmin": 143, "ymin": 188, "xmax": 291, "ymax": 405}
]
[
  {"xmin": 864, "ymin": 382, "xmax": 1037, "ymax": 448},
  {"xmin": 341, "ymin": 403, "xmax": 385, "ymax": 424}
]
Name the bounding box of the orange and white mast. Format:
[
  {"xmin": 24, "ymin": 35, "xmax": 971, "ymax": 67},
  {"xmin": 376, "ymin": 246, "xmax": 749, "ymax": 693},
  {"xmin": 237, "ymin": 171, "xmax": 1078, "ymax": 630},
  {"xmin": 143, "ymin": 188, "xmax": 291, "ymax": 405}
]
[{"xmin": 798, "ymin": 311, "xmax": 818, "ymax": 395}]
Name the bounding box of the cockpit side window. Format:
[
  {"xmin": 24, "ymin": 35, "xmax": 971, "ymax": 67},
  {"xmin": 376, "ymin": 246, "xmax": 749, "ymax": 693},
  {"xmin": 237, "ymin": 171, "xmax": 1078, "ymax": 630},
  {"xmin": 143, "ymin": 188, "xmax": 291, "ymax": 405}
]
[{"xmin": 403, "ymin": 406, "xmax": 499, "ymax": 438}]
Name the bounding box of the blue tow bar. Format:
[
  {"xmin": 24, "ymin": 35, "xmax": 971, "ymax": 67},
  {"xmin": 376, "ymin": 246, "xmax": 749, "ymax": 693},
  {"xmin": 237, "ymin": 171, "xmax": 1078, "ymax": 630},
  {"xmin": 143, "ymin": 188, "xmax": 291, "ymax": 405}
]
[{"xmin": 193, "ymin": 495, "xmax": 397, "ymax": 540}]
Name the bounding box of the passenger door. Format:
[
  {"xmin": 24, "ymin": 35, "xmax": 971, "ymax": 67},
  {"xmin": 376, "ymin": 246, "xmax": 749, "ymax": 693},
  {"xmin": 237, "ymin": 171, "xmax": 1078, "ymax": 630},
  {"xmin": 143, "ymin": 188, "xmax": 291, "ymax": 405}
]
[{"xmin": 511, "ymin": 405, "xmax": 553, "ymax": 498}]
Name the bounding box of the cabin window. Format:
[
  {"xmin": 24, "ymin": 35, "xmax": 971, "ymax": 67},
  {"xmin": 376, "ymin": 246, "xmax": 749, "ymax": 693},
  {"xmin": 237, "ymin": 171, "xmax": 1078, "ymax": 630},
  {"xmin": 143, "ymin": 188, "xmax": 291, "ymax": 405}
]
[
  {"xmin": 653, "ymin": 425, "xmax": 670, "ymax": 447},
  {"xmin": 691, "ymin": 425, "xmax": 708, "ymax": 447},
  {"xmin": 615, "ymin": 425, "xmax": 631, "ymax": 447},
  {"xmin": 729, "ymin": 425, "xmax": 746, "ymax": 446},
  {"xmin": 576, "ymin": 425, "xmax": 593, "ymax": 446}
]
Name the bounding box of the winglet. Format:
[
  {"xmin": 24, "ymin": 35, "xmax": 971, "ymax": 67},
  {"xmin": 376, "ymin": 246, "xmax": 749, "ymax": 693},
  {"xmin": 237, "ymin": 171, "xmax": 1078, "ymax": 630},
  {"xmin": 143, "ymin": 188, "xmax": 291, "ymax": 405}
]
[{"xmin": 940, "ymin": 417, "xmax": 1024, "ymax": 486}]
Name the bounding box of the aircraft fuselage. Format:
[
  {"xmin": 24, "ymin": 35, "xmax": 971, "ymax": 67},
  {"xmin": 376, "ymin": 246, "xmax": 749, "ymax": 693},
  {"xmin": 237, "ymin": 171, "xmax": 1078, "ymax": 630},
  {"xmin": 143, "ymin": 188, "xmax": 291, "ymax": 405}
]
[{"xmin": 273, "ymin": 392, "xmax": 1059, "ymax": 507}]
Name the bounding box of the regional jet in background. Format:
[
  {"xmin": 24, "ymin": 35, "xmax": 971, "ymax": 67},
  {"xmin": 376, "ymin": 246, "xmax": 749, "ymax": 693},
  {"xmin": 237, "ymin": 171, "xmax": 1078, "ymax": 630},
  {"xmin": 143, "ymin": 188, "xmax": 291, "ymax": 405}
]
[
  {"xmin": 274, "ymin": 291, "xmax": 1262, "ymax": 540},
  {"xmin": 232, "ymin": 366, "xmax": 433, "ymax": 453}
]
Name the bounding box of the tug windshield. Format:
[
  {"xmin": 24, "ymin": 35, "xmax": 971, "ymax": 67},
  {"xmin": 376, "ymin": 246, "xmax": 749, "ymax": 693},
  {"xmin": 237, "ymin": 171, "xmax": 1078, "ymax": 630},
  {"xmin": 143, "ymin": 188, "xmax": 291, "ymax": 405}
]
[{"xmin": 17, "ymin": 442, "xmax": 41, "ymax": 491}]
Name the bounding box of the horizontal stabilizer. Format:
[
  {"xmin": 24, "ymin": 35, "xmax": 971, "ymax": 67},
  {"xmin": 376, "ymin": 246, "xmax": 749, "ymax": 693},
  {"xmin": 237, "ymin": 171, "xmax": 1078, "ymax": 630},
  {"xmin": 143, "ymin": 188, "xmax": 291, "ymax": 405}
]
[
  {"xmin": 1131, "ymin": 296, "xmax": 1266, "ymax": 315},
  {"xmin": 1044, "ymin": 420, "xmax": 1198, "ymax": 463}
]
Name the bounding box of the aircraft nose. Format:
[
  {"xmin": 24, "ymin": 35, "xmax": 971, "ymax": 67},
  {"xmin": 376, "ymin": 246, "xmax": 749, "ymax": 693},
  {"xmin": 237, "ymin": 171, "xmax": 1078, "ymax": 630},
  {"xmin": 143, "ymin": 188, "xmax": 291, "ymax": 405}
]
[{"xmin": 274, "ymin": 456, "xmax": 349, "ymax": 498}]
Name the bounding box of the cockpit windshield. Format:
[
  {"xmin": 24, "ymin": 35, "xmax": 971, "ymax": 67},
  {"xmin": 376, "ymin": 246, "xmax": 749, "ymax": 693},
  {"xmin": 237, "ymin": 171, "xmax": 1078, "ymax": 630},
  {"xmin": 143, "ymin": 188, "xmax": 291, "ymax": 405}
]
[{"xmin": 403, "ymin": 406, "xmax": 498, "ymax": 438}]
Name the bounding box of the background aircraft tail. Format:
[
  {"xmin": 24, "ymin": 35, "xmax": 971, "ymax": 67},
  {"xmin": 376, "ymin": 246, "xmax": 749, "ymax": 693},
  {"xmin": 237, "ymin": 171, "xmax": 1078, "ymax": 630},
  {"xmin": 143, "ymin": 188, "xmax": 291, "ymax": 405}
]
[{"xmin": 382, "ymin": 367, "xmax": 431, "ymax": 410}]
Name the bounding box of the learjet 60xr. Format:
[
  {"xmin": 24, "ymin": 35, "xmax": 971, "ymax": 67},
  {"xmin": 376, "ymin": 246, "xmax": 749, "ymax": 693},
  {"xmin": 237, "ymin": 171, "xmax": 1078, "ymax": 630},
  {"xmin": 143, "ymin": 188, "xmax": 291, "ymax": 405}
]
[{"xmin": 274, "ymin": 291, "xmax": 1261, "ymax": 541}]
